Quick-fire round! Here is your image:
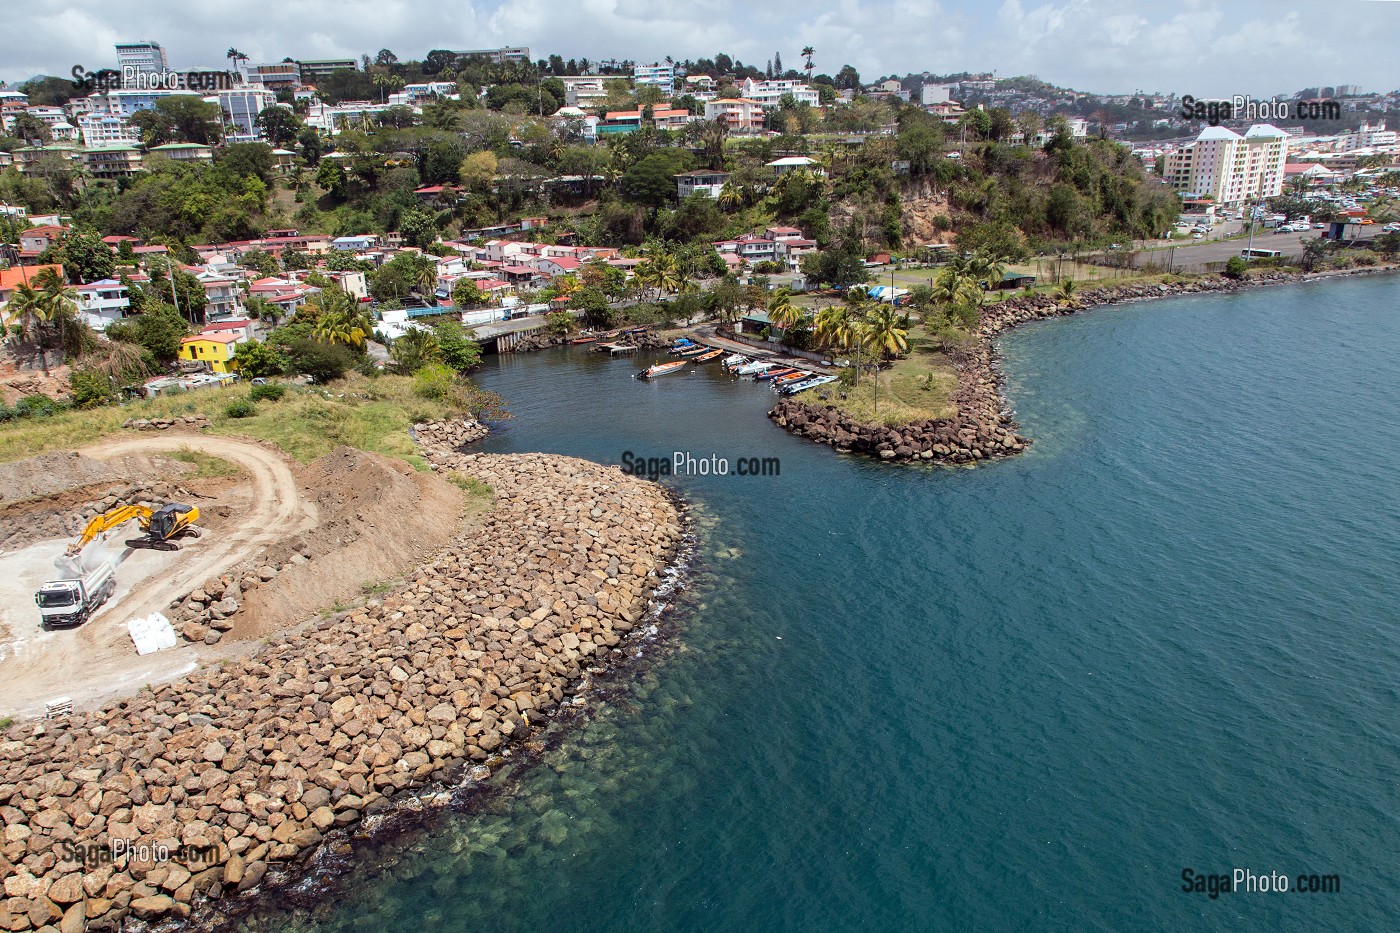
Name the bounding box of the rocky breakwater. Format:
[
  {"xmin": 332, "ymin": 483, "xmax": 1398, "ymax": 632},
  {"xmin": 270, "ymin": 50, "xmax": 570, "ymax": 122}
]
[
  {"xmin": 0, "ymin": 449, "xmax": 683, "ymax": 930},
  {"xmin": 411, "ymin": 419, "xmax": 489, "ymax": 450},
  {"xmin": 769, "ymin": 270, "xmax": 1323, "ymax": 465}
]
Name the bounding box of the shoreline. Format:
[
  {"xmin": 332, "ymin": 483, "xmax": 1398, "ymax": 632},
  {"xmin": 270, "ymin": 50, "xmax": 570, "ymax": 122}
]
[
  {"xmin": 0, "ymin": 430, "xmax": 690, "ymax": 931},
  {"xmin": 202, "ymin": 504, "xmax": 700, "ymax": 931},
  {"xmin": 769, "ymin": 264, "xmax": 1400, "ymax": 464}
]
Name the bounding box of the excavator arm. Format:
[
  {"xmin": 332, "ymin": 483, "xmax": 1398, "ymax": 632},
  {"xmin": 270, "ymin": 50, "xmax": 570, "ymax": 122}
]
[{"xmin": 66, "ymin": 505, "xmax": 153, "ymax": 555}]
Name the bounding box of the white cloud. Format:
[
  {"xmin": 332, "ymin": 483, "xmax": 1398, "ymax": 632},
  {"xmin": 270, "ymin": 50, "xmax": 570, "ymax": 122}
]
[{"xmin": 0, "ymin": 0, "xmax": 1395, "ymax": 96}]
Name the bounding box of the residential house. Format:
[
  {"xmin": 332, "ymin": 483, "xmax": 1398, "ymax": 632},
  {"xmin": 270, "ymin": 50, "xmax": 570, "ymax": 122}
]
[
  {"xmin": 536, "ymin": 256, "xmax": 581, "ymax": 278},
  {"xmin": 19, "ymin": 225, "xmax": 67, "ymax": 255},
  {"xmin": 774, "ymin": 237, "xmax": 817, "ymax": 271},
  {"xmin": 270, "ymin": 148, "xmax": 297, "ymax": 173},
  {"xmin": 73, "ymin": 278, "xmax": 132, "ymax": 330},
  {"xmin": 178, "ymin": 331, "xmax": 243, "ymax": 373},
  {"xmin": 414, "ymin": 184, "xmax": 460, "ymax": 208},
  {"xmin": 198, "ymin": 274, "xmax": 244, "ymax": 320},
  {"xmin": 766, "ymin": 156, "xmax": 824, "ymax": 177},
  {"xmin": 598, "ymin": 110, "xmax": 643, "ymax": 134},
  {"xmin": 331, "ymin": 235, "xmax": 379, "ymax": 251},
  {"xmin": 739, "ymin": 78, "xmax": 821, "ymax": 109},
  {"xmin": 676, "ymin": 170, "xmax": 731, "ymax": 200},
  {"xmin": 713, "ymin": 235, "xmax": 777, "ymax": 265},
  {"xmin": 0, "ymin": 264, "xmax": 64, "ymax": 310},
  {"xmin": 198, "ymin": 318, "xmax": 257, "ymax": 342},
  {"xmin": 704, "ymin": 99, "xmax": 764, "ymax": 132}
]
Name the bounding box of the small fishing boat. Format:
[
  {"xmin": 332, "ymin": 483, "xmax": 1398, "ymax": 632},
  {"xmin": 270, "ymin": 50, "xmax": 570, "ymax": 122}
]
[
  {"xmin": 677, "ymin": 345, "xmax": 710, "ymax": 357},
  {"xmin": 721, "ymin": 353, "xmax": 749, "ymax": 369},
  {"xmin": 569, "ymin": 334, "xmax": 598, "ymax": 345},
  {"xmin": 671, "ymin": 338, "xmax": 696, "ymax": 350},
  {"xmin": 780, "ymin": 374, "xmax": 836, "ymax": 395},
  {"xmin": 638, "ymin": 361, "xmax": 687, "ymax": 379},
  {"xmin": 755, "ymin": 367, "xmax": 796, "ymax": 382},
  {"xmin": 693, "ymin": 349, "xmax": 723, "ymax": 363},
  {"xmin": 736, "ymin": 360, "xmax": 776, "ymax": 376},
  {"xmin": 772, "ymin": 370, "xmax": 810, "ymax": 386}
]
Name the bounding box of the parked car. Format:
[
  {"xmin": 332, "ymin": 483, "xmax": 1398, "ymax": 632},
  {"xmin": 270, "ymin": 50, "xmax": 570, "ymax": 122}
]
[
  {"xmin": 1314, "ymin": 223, "xmax": 1327, "ymax": 229},
  {"xmin": 1191, "ymin": 232, "xmax": 1204, "ymax": 239}
]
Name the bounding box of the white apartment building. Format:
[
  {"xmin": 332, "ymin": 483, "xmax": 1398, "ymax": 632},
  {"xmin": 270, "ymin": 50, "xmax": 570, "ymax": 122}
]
[
  {"xmin": 921, "ymin": 84, "xmax": 952, "ymax": 106},
  {"xmin": 634, "ymin": 63, "xmax": 676, "ymax": 97},
  {"xmin": 102, "ymin": 88, "xmax": 200, "ymax": 117},
  {"xmin": 115, "ymin": 41, "xmax": 169, "ymax": 87},
  {"xmin": 1337, "ymin": 121, "xmax": 1397, "ymax": 152},
  {"xmin": 218, "ymin": 87, "xmax": 279, "ymax": 140},
  {"xmin": 452, "ymin": 47, "xmax": 530, "ymax": 65},
  {"xmin": 77, "ymin": 113, "xmax": 141, "ymax": 147},
  {"xmin": 1162, "ymin": 124, "xmax": 1288, "ymax": 205},
  {"xmin": 704, "ymin": 98, "xmax": 765, "ymax": 132},
  {"xmin": 738, "ymin": 78, "xmax": 820, "ymax": 109}
]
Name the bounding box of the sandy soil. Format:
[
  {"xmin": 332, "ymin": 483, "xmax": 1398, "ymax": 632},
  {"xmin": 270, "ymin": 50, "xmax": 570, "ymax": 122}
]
[{"xmin": 0, "ymin": 434, "xmax": 319, "ymax": 720}]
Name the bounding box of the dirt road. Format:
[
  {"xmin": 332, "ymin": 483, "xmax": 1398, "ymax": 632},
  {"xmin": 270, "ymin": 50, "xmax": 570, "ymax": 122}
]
[{"xmin": 0, "ymin": 434, "xmax": 318, "ymax": 719}]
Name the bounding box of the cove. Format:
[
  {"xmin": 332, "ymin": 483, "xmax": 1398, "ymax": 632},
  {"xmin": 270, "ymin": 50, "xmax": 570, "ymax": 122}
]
[{"xmin": 234, "ymin": 274, "xmax": 1400, "ymax": 933}]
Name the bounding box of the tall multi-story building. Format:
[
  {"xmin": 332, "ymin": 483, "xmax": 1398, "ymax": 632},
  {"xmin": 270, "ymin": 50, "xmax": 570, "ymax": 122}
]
[
  {"xmin": 101, "ymin": 88, "xmax": 200, "ymax": 117},
  {"xmin": 219, "ymin": 87, "xmax": 279, "ymax": 140},
  {"xmin": 634, "ymin": 63, "xmax": 675, "ymax": 98},
  {"xmin": 1337, "ymin": 121, "xmax": 1396, "ymax": 152},
  {"xmin": 297, "ymin": 59, "xmax": 359, "ymax": 82},
  {"xmin": 115, "ymin": 41, "xmax": 169, "ymax": 87},
  {"xmin": 77, "ymin": 113, "xmax": 141, "ymax": 147},
  {"xmin": 738, "ymin": 77, "xmax": 820, "ymax": 109},
  {"xmin": 451, "ymin": 47, "xmax": 531, "ymax": 65},
  {"xmin": 1162, "ymin": 124, "xmax": 1289, "ymax": 205},
  {"xmin": 236, "ymin": 61, "xmax": 303, "ymax": 91}
]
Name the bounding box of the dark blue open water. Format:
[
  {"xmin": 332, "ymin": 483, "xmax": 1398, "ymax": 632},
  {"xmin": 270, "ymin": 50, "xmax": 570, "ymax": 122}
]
[{"xmin": 243, "ymin": 275, "xmax": 1400, "ymax": 932}]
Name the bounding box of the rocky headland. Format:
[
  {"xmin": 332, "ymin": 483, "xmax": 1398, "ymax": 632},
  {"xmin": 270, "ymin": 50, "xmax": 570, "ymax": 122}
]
[{"xmin": 771, "ymin": 267, "xmax": 1395, "ymax": 464}]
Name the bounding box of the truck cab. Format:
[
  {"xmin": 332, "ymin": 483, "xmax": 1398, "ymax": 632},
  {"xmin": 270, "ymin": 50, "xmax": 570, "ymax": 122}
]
[{"xmin": 35, "ymin": 561, "xmax": 115, "ymax": 629}]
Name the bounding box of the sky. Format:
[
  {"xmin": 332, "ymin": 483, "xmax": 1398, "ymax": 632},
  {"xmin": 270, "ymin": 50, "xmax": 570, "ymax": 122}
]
[{"xmin": 1, "ymin": 0, "xmax": 1397, "ymax": 98}]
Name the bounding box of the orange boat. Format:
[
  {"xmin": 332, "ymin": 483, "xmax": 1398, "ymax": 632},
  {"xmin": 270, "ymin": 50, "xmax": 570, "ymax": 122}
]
[
  {"xmin": 638, "ymin": 361, "xmax": 687, "ymax": 379},
  {"xmin": 569, "ymin": 335, "xmax": 598, "ymax": 344},
  {"xmin": 773, "ymin": 370, "xmax": 810, "ymax": 385},
  {"xmin": 693, "ymin": 349, "xmax": 723, "ymax": 363}
]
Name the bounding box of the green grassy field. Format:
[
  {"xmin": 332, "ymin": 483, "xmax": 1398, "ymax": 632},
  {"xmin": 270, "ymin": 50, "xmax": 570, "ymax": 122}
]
[
  {"xmin": 792, "ymin": 327, "xmax": 959, "ymax": 426},
  {"xmin": 0, "ymin": 374, "xmax": 461, "ymax": 467}
]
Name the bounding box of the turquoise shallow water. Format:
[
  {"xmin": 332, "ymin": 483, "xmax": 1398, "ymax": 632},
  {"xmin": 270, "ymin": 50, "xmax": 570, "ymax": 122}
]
[{"xmin": 240, "ymin": 275, "xmax": 1400, "ymax": 932}]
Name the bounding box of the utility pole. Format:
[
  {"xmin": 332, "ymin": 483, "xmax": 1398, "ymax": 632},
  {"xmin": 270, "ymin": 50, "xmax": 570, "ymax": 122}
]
[{"xmin": 168, "ymin": 254, "xmax": 188, "ymax": 325}]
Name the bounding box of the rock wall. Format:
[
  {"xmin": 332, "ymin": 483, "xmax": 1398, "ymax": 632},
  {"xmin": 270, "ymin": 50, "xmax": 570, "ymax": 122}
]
[
  {"xmin": 410, "ymin": 419, "xmax": 488, "ymax": 450},
  {"xmin": 122, "ymin": 417, "xmax": 211, "ymax": 432},
  {"xmin": 770, "ymin": 268, "xmax": 1386, "ymax": 464},
  {"xmin": 0, "ymin": 442, "xmax": 683, "ymax": 930}
]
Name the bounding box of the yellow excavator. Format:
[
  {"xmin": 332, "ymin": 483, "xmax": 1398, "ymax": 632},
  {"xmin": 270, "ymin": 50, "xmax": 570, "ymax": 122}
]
[{"xmin": 65, "ymin": 502, "xmax": 202, "ymax": 556}]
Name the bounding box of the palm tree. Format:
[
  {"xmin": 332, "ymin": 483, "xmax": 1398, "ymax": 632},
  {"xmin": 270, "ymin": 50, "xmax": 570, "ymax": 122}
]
[
  {"xmin": 931, "ymin": 265, "xmax": 982, "ymax": 325},
  {"xmin": 801, "ymin": 46, "xmax": 815, "ymax": 82},
  {"xmin": 2, "ymin": 282, "xmax": 49, "ymax": 375},
  {"xmin": 962, "ymin": 251, "xmax": 1007, "ymax": 291},
  {"xmin": 1055, "ymin": 278, "xmax": 1077, "ymax": 306},
  {"xmin": 33, "ymin": 266, "xmax": 79, "ymax": 359},
  {"xmin": 862, "ymin": 305, "xmax": 909, "ymax": 358},
  {"xmin": 718, "ymin": 183, "xmax": 743, "ymax": 212},
  {"xmin": 767, "ymin": 290, "xmax": 803, "ymax": 336},
  {"xmin": 413, "ymin": 260, "xmax": 438, "ymax": 297},
  {"xmin": 313, "ymin": 310, "xmax": 367, "ymax": 347}
]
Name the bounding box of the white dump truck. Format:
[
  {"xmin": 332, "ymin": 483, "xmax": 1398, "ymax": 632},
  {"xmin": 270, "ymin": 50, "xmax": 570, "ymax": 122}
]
[{"xmin": 35, "ymin": 559, "xmax": 116, "ymax": 629}]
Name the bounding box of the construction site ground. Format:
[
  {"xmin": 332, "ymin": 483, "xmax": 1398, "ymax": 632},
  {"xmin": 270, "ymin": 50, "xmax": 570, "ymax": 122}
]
[{"xmin": 0, "ymin": 432, "xmax": 477, "ymax": 721}]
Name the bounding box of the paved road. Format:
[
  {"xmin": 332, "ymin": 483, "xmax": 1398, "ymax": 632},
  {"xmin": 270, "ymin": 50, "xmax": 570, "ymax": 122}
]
[{"xmin": 1151, "ymin": 227, "xmax": 1380, "ymax": 266}]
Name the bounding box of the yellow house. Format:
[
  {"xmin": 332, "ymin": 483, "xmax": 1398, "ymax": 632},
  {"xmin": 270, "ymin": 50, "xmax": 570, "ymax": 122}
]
[{"xmin": 178, "ymin": 332, "xmax": 241, "ymax": 373}]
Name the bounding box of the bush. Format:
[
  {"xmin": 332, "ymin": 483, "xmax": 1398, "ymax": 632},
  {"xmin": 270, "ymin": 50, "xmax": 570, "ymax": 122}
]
[
  {"xmin": 224, "ymin": 398, "xmax": 257, "ymax": 419},
  {"xmin": 1224, "ymin": 255, "xmax": 1248, "ymax": 280},
  {"xmin": 248, "ymin": 382, "xmax": 287, "ymax": 402},
  {"xmin": 0, "ymin": 403, "xmax": 16, "ymax": 423},
  {"xmin": 413, "ymin": 362, "xmax": 456, "ymax": 400},
  {"xmin": 286, "ymin": 339, "xmax": 356, "ymax": 384},
  {"xmin": 69, "ymin": 369, "xmax": 117, "ymax": 408},
  {"xmin": 15, "ymin": 395, "xmax": 63, "ymax": 418}
]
